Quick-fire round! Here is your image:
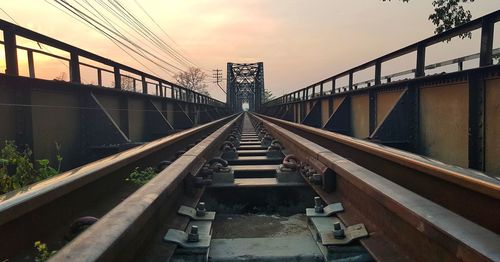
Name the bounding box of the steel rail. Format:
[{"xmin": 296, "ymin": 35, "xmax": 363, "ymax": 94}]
[
  {"xmin": 0, "ymin": 114, "xmax": 237, "ymax": 260},
  {"xmin": 49, "ymin": 114, "xmax": 243, "ymax": 261},
  {"xmin": 255, "ymin": 113, "xmax": 500, "ymax": 234},
  {"xmin": 250, "ymin": 113, "xmax": 500, "ymax": 262}
]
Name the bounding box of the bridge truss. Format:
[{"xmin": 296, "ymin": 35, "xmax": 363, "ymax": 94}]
[{"xmin": 226, "ymin": 62, "xmax": 264, "ymax": 112}]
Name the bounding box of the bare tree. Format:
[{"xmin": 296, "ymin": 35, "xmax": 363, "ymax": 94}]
[
  {"xmin": 264, "ymin": 89, "xmax": 274, "ymax": 102},
  {"xmin": 174, "ymin": 67, "xmax": 210, "ymax": 96},
  {"xmin": 54, "ymin": 72, "xmax": 67, "ymax": 81},
  {"xmin": 120, "ymin": 76, "xmax": 135, "ymax": 91},
  {"xmin": 110, "ymin": 75, "xmax": 135, "ymax": 91}
]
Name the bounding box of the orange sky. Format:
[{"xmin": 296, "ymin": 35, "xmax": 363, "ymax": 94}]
[{"xmin": 1, "ymin": 1, "xmax": 499, "ymax": 101}]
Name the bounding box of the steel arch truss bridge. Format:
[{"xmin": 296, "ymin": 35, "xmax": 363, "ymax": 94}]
[{"xmin": 226, "ymin": 62, "xmax": 264, "ymax": 112}]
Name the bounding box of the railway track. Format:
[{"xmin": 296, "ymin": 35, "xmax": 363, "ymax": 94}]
[
  {"xmin": 0, "ymin": 112, "xmax": 499, "ymax": 261},
  {"xmin": 0, "ymin": 115, "xmax": 235, "ymax": 261}
]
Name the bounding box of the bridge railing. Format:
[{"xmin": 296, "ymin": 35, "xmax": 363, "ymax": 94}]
[
  {"xmin": 264, "ymin": 10, "xmax": 500, "ymax": 106},
  {"xmin": 0, "ymin": 19, "xmax": 225, "ymax": 107}
]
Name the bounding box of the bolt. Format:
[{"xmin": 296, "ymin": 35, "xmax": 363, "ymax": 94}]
[
  {"xmin": 196, "ymin": 202, "xmax": 206, "ymax": 217},
  {"xmin": 333, "ymin": 222, "xmax": 345, "ymax": 239},
  {"xmin": 314, "ymin": 197, "xmax": 324, "ymax": 213},
  {"xmin": 187, "ymin": 225, "xmax": 199, "ymax": 242},
  {"xmin": 194, "ymin": 176, "xmax": 204, "ymax": 185},
  {"xmin": 300, "ymin": 165, "xmax": 309, "ymax": 175},
  {"xmin": 312, "ymin": 173, "xmax": 322, "ymax": 185}
]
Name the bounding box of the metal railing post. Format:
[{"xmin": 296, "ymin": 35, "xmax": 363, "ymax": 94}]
[
  {"xmin": 114, "ymin": 67, "xmax": 121, "ymax": 89},
  {"xmin": 141, "ymin": 76, "xmax": 147, "ymax": 94},
  {"xmin": 27, "ymin": 50, "xmax": 35, "ymax": 78},
  {"xmin": 3, "ymin": 29, "xmax": 19, "ymax": 76},
  {"xmin": 479, "ymin": 16, "xmax": 494, "ymax": 66},
  {"xmin": 375, "ymin": 60, "xmax": 382, "ymax": 85},
  {"xmin": 70, "ymin": 52, "xmax": 81, "ymax": 83},
  {"xmin": 415, "ymin": 44, "xmax": 426, "ymax": 77}
]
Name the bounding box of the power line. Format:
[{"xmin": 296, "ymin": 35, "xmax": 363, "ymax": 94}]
[
  {"xmin": 52, "ymin": 0, "xmax": 182, "ymax": 75},
  {"xmin": 132, "ymin": 0, "xmax": 200, "ymax": 68},
  {"xmin": 212, "ymin": 69, "xmax": 226, "ymax": 94},
  {"xmin": 0, "ymin": 7, "xmax": 19, "ymax": 24},
  {"xmin": 88, "ymin": 0, "xmax": 195, "ymax": 74},
  {"xmin": 44, "ymin": 0, "xmax": 214, "ymax": 96},
  {"xmin": 75, "ymin": 0, "xmax": 164, "ymax": 73},
  {"xmin": 46, "ymin": 0, "xmax": 164, "ymax": 77},
  {"xmin": 110, "ymin": 0, "xmax": 195, "ymax": 69},
  {"xmin": 101, "ymin": 0, "xmax": 188, "ymax": 68}
]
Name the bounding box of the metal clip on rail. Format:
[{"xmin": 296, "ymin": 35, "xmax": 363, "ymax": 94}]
[
  {"xmin": 266, "ymin": 140, "xmax": 284, "ymax": 158},
  {"xmin": 177, "ymin": 202, "xmax": 216, "ymax": 221},
  {"xmin": 164, "ymin": 202, "xmax": 216, "ymax": 260},
  {"xmin": 261, "ymin": 133, "xmax": 273, "ymax": 147},
  {"xmin": 208, "ymin": 157, "xmax": 234, "ymax": 184},
  {"xmin": 276, "ymin": 154, "xmax": 304, "ymax": 183},
  {"xmin": 306, "ymin": 196, "xmax": 370, "ymax": 261},
  {"xmin": 306, "ymin": 196, "xmax": 344, "ymax": 217},
  {"xmin": 319, "ymin": 223, "xmax": 368, "ymax": 245},
  {"xmin": 221, "ymin": 141, "xmax": 238, "ymax": 160}
]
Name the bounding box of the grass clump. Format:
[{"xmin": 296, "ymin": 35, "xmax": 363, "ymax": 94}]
[
  {"xmin": 126, "ymin": 167, "xmax": 157, "ymax": 185},
  {"xmin": 34, "ymin": 241, "xmax": 56, "ymax": 262}
]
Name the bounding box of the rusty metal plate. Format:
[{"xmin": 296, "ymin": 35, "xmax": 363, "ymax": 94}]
[
  {"xmin": 306, "ymin": 202, "xmax": 344, "ymax": 217},
  {"xmin": 320, "ymin": 224, "xmax": 368, "ymax": 246},
  {"xmin": 163, "ymin": 229, "xmax": 211, "ymax": 249},
  {"xmin": 178, "ymin": 205, "xmax": 215, "ymax": 221}
]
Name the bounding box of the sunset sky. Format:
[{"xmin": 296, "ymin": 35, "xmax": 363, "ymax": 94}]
[{"xmin": 1, "ymin": 1, "xmax": 499, "ymax": 101}]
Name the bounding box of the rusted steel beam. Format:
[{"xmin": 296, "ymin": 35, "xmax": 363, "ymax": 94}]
[
  {"xmin": 251, "ymin": 113, "xmax": 500, "ymax": 262},
  {"xmin": 255, "ymin": 114, "xmax": 500, "ymax": 234},
  {"xmin": 323, "ymin": 96, "xmax": 351, "ymax": 135},
  {"xmin": 468, "ymin": 71, "xmax": 486, "ymax": 171},
  {"xmin": 49, "ymin": 114, "xmax": 242, "ymax": 261},
  {"xmin": 301, "ymin": 101, "xmax": 322, "ymax": 128},
  {"xmin": 0, "ymin": 74, "xmax": 228, "ymax": 171}
]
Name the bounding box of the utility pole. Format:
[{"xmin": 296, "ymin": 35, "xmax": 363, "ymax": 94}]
[{"xmin": 212, "ymin": 69, "xmax": 226, "ymax": 94}]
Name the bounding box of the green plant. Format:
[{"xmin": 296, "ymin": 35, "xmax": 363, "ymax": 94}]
[
  {"xmin": 126, "ymin": 167, "xmax": 157, "ymax": 185},
  {"xmin": 34, "ymin": 241, "xmax": 56, "ymax": 262},
  {"xmin": 0, "ymin": 141, "xmax": 36, "ymax": 194},
  {"xmin": 0, "ymin": 141, "xmax": 63, "ymax": 194},
  {"xmin": 36, "ymin": 142, "xmax": 63, "ymax": 181},
  {"xmin": 36, "ymin": 159, "xmax": 58, "ymax": 180}
]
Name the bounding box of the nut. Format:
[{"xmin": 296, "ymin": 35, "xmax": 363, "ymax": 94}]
[
  {"xmin": 314, "ymin": 196, "xmax": 324, "ymax": 213},
  {"xmin": 196, "ymin": 202, "xmax": 206, "ymax": 217},
  {"xmin": 312, "ymin": 173, "xmax": 322, "ymax": 185},
  {"xmin": 187, "ymin": 225, "xmax": 199, "ymax": 242},
  {"xmin": 333, "ymin": 222, "xmax": 345, "ymax": 239}
]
